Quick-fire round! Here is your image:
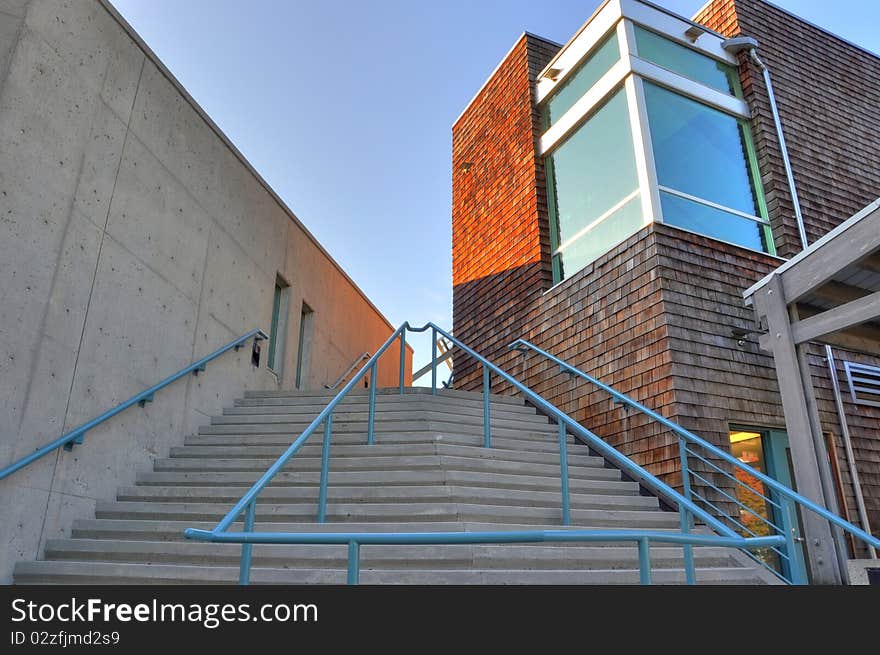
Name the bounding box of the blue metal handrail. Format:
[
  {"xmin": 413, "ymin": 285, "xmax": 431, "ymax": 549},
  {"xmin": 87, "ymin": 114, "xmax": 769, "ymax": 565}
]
[
  {"xmin": 185, "ymin": 526, "xmax": 785, "ymax": 585},
  {"xmin": 0, "ymin": 328, "xmax": 268, "ymax": 481},
  {"xmin": 508, "ymin": 337, "xmax": 880, "ymax": 583},
  {"xmin": 183, "ymin": 321, "xmax": 783, "ymax": 585}
]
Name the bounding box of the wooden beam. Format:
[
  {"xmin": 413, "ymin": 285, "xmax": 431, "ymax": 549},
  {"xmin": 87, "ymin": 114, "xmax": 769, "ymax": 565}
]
[
  {"xmin": 855, "ymin": 252, "xmax": 880, "ymax": 275},
  {"xmin": 793, "ymin": 304, "xmax": 880, "ymax": 357},
  {"xmin": 780, "ymin": 204, "xmax": 880, "ymax": 303},
  {"xmin": 810, "ymin": 281, "xmax": 872, "ymax": 305},
  {"xmin": 791, "ymin": 291, "xmax": 880, "ymax": 344},
  {"xmin": 752, "ymin": 275, "xmax": 843, "ymax": 583}
]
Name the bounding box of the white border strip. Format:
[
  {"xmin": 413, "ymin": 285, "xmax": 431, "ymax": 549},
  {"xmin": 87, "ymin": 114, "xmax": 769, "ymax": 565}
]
[
  {"xmin": 659, "ymin": 186, "xmax": 769, "ymax": 224},
  {"xmin": 622, "ymin": 0, "xmax": 738, "ymax": 64},
  {"xmin": 631, "ymin": 57, "xmax": 750, "ymax": 118},
  {"xmin": 99, "ymin": 0, "xmax": 405, "ymax": 337},
  {"xmin": 536, "ymin": 1, "xmax": 623, "ymax": 104},
  {"xmin": 539, "ymin": 60, "xmax": 629, "ymax": 155}
]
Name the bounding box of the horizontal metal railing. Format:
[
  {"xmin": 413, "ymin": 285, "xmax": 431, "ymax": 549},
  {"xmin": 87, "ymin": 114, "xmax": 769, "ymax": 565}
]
[
  {"xmin": 184, "ymin": 321, "xmax": 786, "ymax": 586},
  {"xmin": 185, "ymin": 526, "xmax": 785, "ymax": 585},
  {"xmin": 324, "ymin": 352, "xmax": 370, "ymax": 390},
  {"xmin": 508, "ymin": 338, "xmax": 880, "ymax": 584},
  {"xmin": 0, "ymin": 328, "xmax": 268, "ymax": 481}
]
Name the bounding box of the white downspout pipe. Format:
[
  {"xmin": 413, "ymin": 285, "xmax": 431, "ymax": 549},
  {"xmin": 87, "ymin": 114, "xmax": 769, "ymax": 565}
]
[
  {"xmin": 721, "ymin": 36, "xmax": 809, "ymax": 250},
  {"xmin": 723, "ymin": 36, "xmax": 854, "ymax": 581}
]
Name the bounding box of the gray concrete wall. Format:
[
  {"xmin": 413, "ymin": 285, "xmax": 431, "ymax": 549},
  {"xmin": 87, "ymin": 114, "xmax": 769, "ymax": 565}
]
[{"xmin": 0, "ymin": 0, "xmax": 411, "ymax": 582}]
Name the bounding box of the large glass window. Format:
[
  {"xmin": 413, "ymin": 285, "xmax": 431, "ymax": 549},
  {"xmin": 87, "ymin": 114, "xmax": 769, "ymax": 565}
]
[
  {"xmin": 543, "ymin": 31, "xmax": 620, "ymax": 128},
  {"xmin": 633, "ymin": 25, "xmax": 740, "ymax": 96},
  {"xmin": 546, "ymin": 89, "xmax": 642, "ymax": 281},
  {"xmin": 643, "ymin": 83, "xmax": 772, "ymax": 253}
]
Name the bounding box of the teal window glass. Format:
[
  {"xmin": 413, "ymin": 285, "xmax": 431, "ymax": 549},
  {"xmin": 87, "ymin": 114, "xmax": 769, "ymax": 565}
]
[
  {"xmin": 547, "ymin": 89, "xmax": 642, "ymax": 282},
  {"xmin": 543, "ymin": 31, "xmax": 620, "ymax": 128},
  {"xmin": 643, "ymin": 82, "xmax": 772, "ymax": 252},
  {"xmin": 658, "ymin": 192, "xmax": 770, "ymax": 252},
  {"xmin": 634, "ymin": 25, "xmax": 740, "ymax": 96}
]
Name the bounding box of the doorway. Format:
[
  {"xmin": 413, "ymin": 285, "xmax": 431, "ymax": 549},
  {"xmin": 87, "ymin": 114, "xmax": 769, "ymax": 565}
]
[{"xmin": 729, "ymin": 427, "xmax": 808, "ymax": 581}]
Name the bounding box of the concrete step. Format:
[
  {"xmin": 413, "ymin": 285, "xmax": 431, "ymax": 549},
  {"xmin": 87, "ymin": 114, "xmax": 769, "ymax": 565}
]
[
  {"xmin": 71, "ymin": 519, "xmax": 474, "ymax": 541},
  {"xmin": 13, "ymin": 560, "xmax": 774, "ymax": 585},
  {"xmin": 219, "ymin": 402, "xmax": 542, "ymax": 422},
  {"xmin": 42, "ymin": 539, "xmax": 742, "ymax": 570},
  {"xmin": 184, "ymin": 432, "xmax": 578, "ymax": 453},
  {"xmin": 151, "ymin": 455, "xmax": 624, "ymax": 480},
  {"xmin": 134, "ymin": 469, "xmax": 639, "ymax": 495},
  {"xmin": 167, "ymin": 443, "xmax": 602, "ymax": 469},
  {"xmin": 115, "ymin": 484, "xmax": 654, "ymax": 511},
  {"xmin": 242, "ymin": 387, "xmax": 525, "ymax": 405},
  {"xmin": 93, "ymin": 500, "xmax": 677, "ymax": 526},
  {"xmin": 197, "ymin": 418, "xmax": 558, "ymax": 437},
  {"xmin": 15, "ymin": 382, "xmax": 772, "ymax": 585}
]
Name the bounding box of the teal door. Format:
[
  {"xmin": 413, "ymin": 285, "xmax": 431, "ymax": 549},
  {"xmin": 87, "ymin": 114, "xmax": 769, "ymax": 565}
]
[
  {"xmin": 729, "ymin": 428, "xmax": 808, "ymax": 581},
  {"xmin": 762, "ymin": 430, "xmax": 808, "ymax": 581}
]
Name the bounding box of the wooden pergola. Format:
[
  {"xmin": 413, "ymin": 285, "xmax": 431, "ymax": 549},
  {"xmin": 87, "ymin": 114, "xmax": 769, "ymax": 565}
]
[{"xmin": 744, "ymin": 197, "xmax": 880, "ymax": 584}]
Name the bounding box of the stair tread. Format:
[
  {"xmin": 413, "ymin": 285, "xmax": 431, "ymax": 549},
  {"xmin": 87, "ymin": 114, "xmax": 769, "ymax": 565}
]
[{"xmin": 15, "ymin": 389, "xmax": 772, "ymax": 585}]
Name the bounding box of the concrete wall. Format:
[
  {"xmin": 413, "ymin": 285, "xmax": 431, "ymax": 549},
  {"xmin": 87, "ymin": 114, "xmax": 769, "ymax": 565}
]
[{"xmin": 0, "ymin": 0, "xmax": 411, "ymax": 582}]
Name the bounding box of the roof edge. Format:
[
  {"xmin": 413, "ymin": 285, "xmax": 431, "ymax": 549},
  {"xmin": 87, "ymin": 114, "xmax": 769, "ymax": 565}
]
[
  {"xmin": 751, "ymin": 0, "xmax": 880, "ymax": 61},
  {"xmin": 452, "ymin": 31, "xmax": 562, "ymax": 128},
  {"xmin": 99, "ymin": 0, "xmax": 403, "ymax": 337}
]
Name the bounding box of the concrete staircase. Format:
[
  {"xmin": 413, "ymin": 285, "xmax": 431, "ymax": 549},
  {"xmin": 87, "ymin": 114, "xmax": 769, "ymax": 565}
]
[{"xmin": 14, "ymin": 388, "xmax": 777, "ymax": 584}]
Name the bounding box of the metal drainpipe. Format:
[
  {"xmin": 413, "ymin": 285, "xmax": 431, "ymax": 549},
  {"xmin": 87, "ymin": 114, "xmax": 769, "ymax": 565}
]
[
  {"xmin": 724, "ymin": 37, "xmax": 854, "ymax": 580},
  {"xmin": 825, "ymin": 345, "xmax": 877, "ymax": 559},
  {"xmin": 722, "ymin": 37, "xmax": 809, "ymax": 250},
  {"xmin": 749, "ymin": 49, "xmax": 810, "ymax": 250}
]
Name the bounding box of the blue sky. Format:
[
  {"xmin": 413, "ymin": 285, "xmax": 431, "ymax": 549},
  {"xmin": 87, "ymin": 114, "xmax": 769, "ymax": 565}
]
[{"xmin": 110, "ymin": 0, "xmax": 880, "ymax": 381}]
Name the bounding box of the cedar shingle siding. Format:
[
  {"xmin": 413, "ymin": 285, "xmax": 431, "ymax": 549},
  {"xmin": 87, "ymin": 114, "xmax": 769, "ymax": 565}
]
[{"xmin": 451, "ymin": 0, "xmax": 880, "ymax": 554}]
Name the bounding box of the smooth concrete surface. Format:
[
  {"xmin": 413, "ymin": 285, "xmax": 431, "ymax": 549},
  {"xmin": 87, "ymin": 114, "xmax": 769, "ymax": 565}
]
[{"xmin": 0, "ymin": 0, "xmax": 411, "ymax": 582}]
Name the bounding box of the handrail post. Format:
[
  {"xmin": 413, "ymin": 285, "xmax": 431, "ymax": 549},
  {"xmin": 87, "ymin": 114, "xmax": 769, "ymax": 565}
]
[
  {"xmin": 431, "ymin": 327, "xmax": 438, "ymax": 396},
  {"xmin": 558, "ymin": 421, "xmax": 571, "ymax": 525},
  {"xmin": 347, "ymin": 541, "xmax": 360, "ymax": 585},
  {"xmin": 238, "ymin": 500, "xmax": 256, "ymax": 585},
  {"xmin": 483, "ymin": 365, "xmax": 491, "ymax": 448},
  {"xmin": 638, "ymin": 537, "xmax": 652, "ymax": 585},
  {"xmin": 677, "ymin": 438, "xmax": 696, "ymax": 585},
  {"xmin": 399, "ymin": 330, "xmax": 406, "ymax": 396},
  {"xmin": 780, "ymin": 496, "xmax": 808, "ymax": 584},
  {"xmin": 318, "ymin": 413, "xmax": 333, "ymax": 523},
  {"xmin": 367, "ymin": 365, "xmax": 377, "ymax": 446}
]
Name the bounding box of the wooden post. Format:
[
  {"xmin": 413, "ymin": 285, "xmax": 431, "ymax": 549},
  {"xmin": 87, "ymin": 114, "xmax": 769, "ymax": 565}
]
[{"xmin": 753, "ymin": 274, "xmax": 842, "ymax": 584}]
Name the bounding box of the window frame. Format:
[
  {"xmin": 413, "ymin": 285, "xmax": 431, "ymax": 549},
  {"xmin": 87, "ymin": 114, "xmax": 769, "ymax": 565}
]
[
  {"xmin": 268, "ymin": 275, "xmax": 291, "ymax": 375},
  {"xmin": 535, "ymin": 1, "xmax": 777, "ymax": 285}
]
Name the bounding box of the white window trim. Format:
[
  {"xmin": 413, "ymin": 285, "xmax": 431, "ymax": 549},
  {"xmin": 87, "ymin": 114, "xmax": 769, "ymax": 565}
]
[
  {"xmin": 621, "ymin": 20, "xmax": 662, "ymax": 229},
  {"xmin": 658, "ymin": 185, "xmax": 770, "ymax": 225},
  {"xmin": 537, "ymin": 0, "xmax": 739, "ymax": 104},
  {"xmin": 536, "ymin": 0, "xmax": 623, "ymax": 104},
  {"xmin": 539, "ymin": 60, "xmax": 629, "ymax": 155},
  {"xmin": 554, "ymin": 189, "xmax": 641, "ymax": 254},
  {"xmin": 632, "ymin": 57, "xmax": 750, "ymax": 118},
  {"xmin": 620, "ymin": 0, "xmax": 739, "ymax": 65}
]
